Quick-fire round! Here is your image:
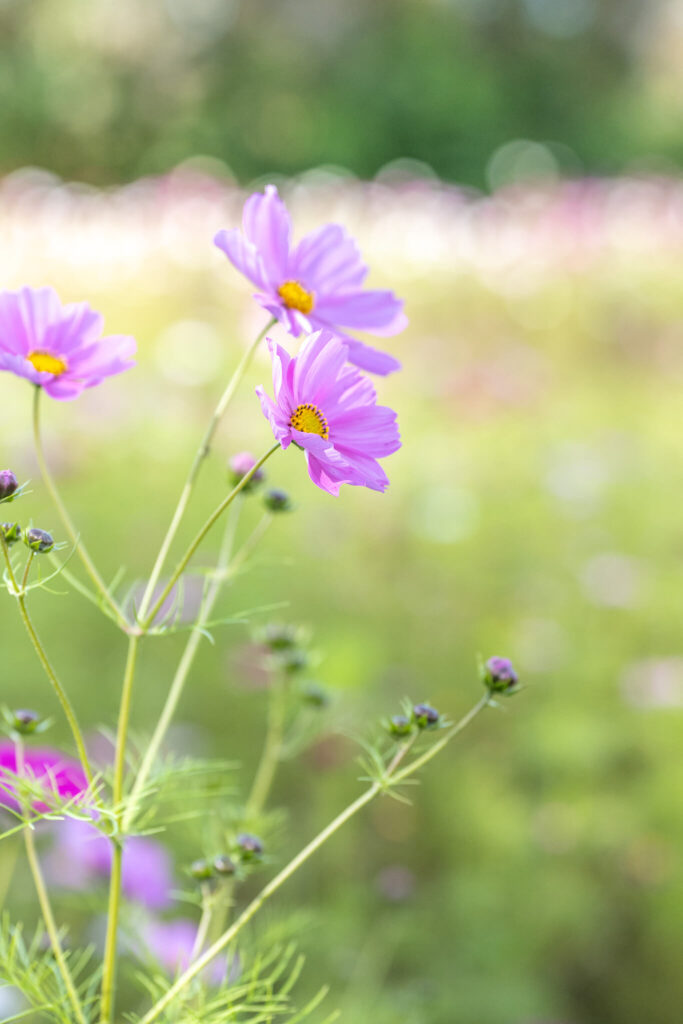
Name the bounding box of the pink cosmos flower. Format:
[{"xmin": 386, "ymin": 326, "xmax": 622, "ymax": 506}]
[
  {"xmin": 45, "ymin": 817, "xmax": 174, "ymax": 910},
  {"xmin": 140, "ymin": 918, "xmax": 230, "ymax": 984},
  {"xmin": 0, "ymin": 286, "xmax": 136, "ymax": 400},
  {"xmin": 256, "ymin": 329, "xmax": 401, "ymax": 496},
  {"xmin": 0, "ymin": 743, "xmax": 88, "ymax": 812},
  {"xmin": 214, "ymin": 185, "xmax": 406, "ymax": 375}
]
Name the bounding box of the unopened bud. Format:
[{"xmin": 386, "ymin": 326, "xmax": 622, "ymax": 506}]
[
  {"xmin": 263, "ymin": 488, "xmax": 292, "ymax": 513},
  {"xmin": 213, "ymin": 854, "xmax": 236, "ymax": 877},
  {"xmin": 261, "ymin": 623, "xmax": 298, "ymax": 651},
  {"xmin": 1, "ymin": 523, "xmax": 22, "ymax": 546},
  {"xmin": 412, "ymin": 703, "xmax": 440, "ymax": 729},
  {"xmin": 300, "ymin": 682, "xmax": 329, "ymax": 708},
  {"xmin": 24, "ymin": 528, "xmax": 54, "ymax": 554},
  {"xmin": 279, "ymin": 648, "xmax": 309, "ymax": 674},
  {"xmin": 388, "ymin": 714, "xmax": 413, "ymax": 738},
  {"xmin": 189, "ymin": 858, "xmax": 213, "ymax": 881},
  {"xmin": 12, "ymin": 709, "xmax": 40, "ymax": 736},
  {"xmin": 482, "ymin": 656, "xmax": 519, "ymax": 694},
  {"xmin": 236, "ymin": 833, "xmax": 263, "ymax": 860},
  {"xmin": 229, "ymin": 452, "xmax": 264, "ymax": 491},
  {"xmin": 0, "ymin": 471, "xmax": 18, "ymax": 502}
]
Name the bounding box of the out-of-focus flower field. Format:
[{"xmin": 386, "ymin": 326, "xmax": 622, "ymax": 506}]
[{"xmin": 1, "ymin": 169, "xmax": 683, "ymax": 1024}]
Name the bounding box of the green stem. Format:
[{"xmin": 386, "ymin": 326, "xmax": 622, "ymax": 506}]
[
  {"xmin": 138, "ymin": 698, "xmax": 489, "ymax": 1024},
  {"xmin": 16, "ymin": 739, "xmax": 87, "ymax": 1024},
  {"xmin": 122, "ymin": 504, "xmax": 242, "ymax": 833},
  {"xmin": 32, "ymin": 385, "xmax": 126, "ymax": 628},
  {"xmin": 0, "ymin": 536, "xmax": 94, "ymax": 787},
  {"xmin": 137, "ymin": 317, "xmax": 275, "ymax": 623},
  {"xmin": 141, "ymin": 443, "xmax": 280, "ymax": 632},
  {"xmin": 100, "ymin": 633, "xmax": 141, "ymax": 1024},
  {"xmin": 246, "ymin": 674, "xmax": 287, "ymax": 818}
]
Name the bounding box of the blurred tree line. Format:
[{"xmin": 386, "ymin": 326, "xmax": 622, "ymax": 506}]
[{"xmin": 0, "ymin": 0, "xmax": 680, "ymax": 187}]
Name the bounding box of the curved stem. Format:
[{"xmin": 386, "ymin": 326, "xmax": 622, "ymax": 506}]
[
  {"xmin": 1, "ymin": 537, "xmax": 94, "ymax": 786},
  {"xmin": 137, "ymin": 317, "xmax": 275, "ymax": 622},
  {"xmin": 122, "ymin": 503, "xmax": 242, "ymax": 832},
  {"xmin": 16, "ymin": 739, "xmax": 88, "ymax": 1024},
  {"xmin": 141, "ymin": 443, "xmax": 280, "ymax": 632},
  {"xmin": 32, "ymin": 386, "xmax": 126, "ymax": 628},
  {"xmin": 100, "ymin": 633, "xmax": 140, "ymax": 1024},
  {"xmin": 138, "ymin": 697, "xmax": 490, "ymax": 1024}
]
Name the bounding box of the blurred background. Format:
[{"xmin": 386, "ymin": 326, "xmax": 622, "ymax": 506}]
[{"xmin": 1, "ymin": 2, "xmax": 683, "ymax": 1023}]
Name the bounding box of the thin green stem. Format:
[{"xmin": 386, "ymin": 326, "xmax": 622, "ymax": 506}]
[
  {"xmin": 141, "ymin": 443, "xmax": 280, "ymax": 632},
  {"xmin": 32, "ymin": 385, "xmax": 126, "ymax": 628},
  {"xmin": 0, "ymin": 536, "xmax": 94, "ymax": 787},
  {"xmin": 16, "ymin": 739, "xmax": 88, "ymax": 1024},
  {"xmin": 137, "ymin": 317, "xmax": 275, "ymax": 623},
  {"xmin": 100, "ymin": 633, "xmax": 141, "ymax": 1024},
  {"xmin": 246, "ymin": 674, "xmax": 287, "ymax": 818},
  {"xmin": 138, "ymin": 697, "xmax": 490, "ymax": 1024},
  {"xmin": 122, "ymin": 504, "xmax": 242, "ymax": 832},
  {"xmin": 391, "ymin": 693, "xmax": 491, "ymax": 786}
]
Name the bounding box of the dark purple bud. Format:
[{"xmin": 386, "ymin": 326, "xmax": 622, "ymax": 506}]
[
  {"xmin": 300, "ymin": 682, "xmax": 329, "ymax": 708},
  {"xmin": 189, "ymin": 858, "xmax": 213, "ymax": 881},
  {"xmin": 412, "ymin": 703, "xmax": 440, "ymax": 729},
  {"xmin": 236, "ymin": 833, "xmax": 263, "ymax": 860},
  {"xmin": 263, "ymin": 488, "xmax": 292, "ymax": 513},
  {"xmin": 229, "ymin": 452, "xmax": 264, "ymax": 491},
  {"xmin": 1, "ymin": 523, "xmax": 22, "ymax": 546},
  {"xmin": 0, "ymin": 470, "xmax": 18, "ymax": 502},
  {"xmin": 24, "ymin": 527, "xmax": 54, "ymax": 554},
  {"xmin": 483, "ymin": 656, "xmax": 519, "ymax": 694},
  {"xmin": 261, "ymin": 623, "xmax": 298, "ymax": 650},
  {"xmin": 12, "ymin": 709, "xmax": 40, "ymax": 736},
  {"xmin": 279, "ymin": 647, "xmax": 309, "ymax": 674},
  {"xmin": 388, "ymin": 714, "xmax": 413, "ymax": 738},
  {"xmin": 213, "ymin": 854, "xmax": 237, "ymax": 876}
]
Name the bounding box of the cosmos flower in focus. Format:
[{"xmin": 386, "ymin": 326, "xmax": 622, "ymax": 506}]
[
  {"xmin": 214, "ymin": 185, "xmax": 406, "ymax": 375},
  {"xmin": 256, "ymin": 329, "xmax": 401, "ymax": 496},
  {"xmin": 0, "ymin": 743, "xmax": 88, "ymax": 811},
  {"xmin": 0, "ymin": 287, "xmax": 136, "ymax": 400}
]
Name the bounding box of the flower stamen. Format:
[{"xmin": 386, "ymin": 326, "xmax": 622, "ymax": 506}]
[
  {"xmin": 278, "ymin": 280, "xmax": 314, "ymax": 315},
  {"xmin": 290, "ymin": 403, "xmax": 329, "ymax": 439},
  {"xmin": 27, "ymin": 351, "xmax": 68, "ymax": 376}
]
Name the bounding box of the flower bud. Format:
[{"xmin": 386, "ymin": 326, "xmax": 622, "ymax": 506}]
[
  {"xmin": 0, "ymin": 470, "xmax": 18, "ymax": 502},
  {"xmin": 263, "ymin": 488, "xmax": 292, "ymax": 513},
  {"xmin": 388, "ymin": 714, "xmax": 413, "ymax": 738},
  {"xmin": 24, "ymin": 528, "xmax": 55, "ymax": 554},
  {"xmin": 189, "ymin": 858, "xmax": 213, "ymax": 881},
  {"xmin": 279, "ymin": 647, "xmax": 309, "ymax": 675},
  {"xmin": 260, "ymin": 623, "xmax": 298, "ymax": 650},
  {"xmin": 412, "ymin": 703, "xmax": 440, "ymax": 729},
  {"xmin": 11, "ymin": 709, "xmax": 41, "ymax": 736},
  {"xmin": 229, "ymin": 452, "xmax": 264, "ymax": 492},
  {"xmin": 1, "ymin": 522, "xmax": 22, "ymax": 546},
  {"xmin": 482, "ymin": 656, "xmax": 519, "ymax": 694},
  {"xmin": 236, "ymin": 833, "xmax": 263, "ymax": 860},
  {"xmin": 213, "ymin": 854, "xmax": 236, "ymax": 877},
  {"xmin": 300, "ymin": 682, "xmax": 329, "ymax": 708}
]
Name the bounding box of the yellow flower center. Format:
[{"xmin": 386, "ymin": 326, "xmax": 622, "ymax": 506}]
[
  {"xmin": 290, "ymin": 403, "xmax": 329, "ymax": 439},
  {"xmin": 27, "ymin": 351, "xmax": 68, "ymax": 376},
  {"xmin": 278, "ymin": 280, "xmax": 314, "ymax": 315}
]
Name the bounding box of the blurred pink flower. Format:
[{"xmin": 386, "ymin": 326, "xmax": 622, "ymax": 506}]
[
  {"xmin": 46, "ymin": 817, "xmax": 174, "ymax": 910},
  {"xmin": 256, "ymin": 329, "xmax": 401, "ymax": 496},
  {"xmin": 0, "ymin": 286, "xmax": 136, "ymax": 400},
  {"xmin": 214, "ymin": 185, "xmax": 406, "ymax": 375},
  {"xmin": 141, "ymin": 918, "xmax": 231, "ymax": 984},
  {"xmin": 0, "ymin": 743, "xmax": 88, "ymax": 812}
]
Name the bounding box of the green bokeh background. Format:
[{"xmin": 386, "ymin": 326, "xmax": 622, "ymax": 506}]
[{"xmin": 1, "ymin": 3, "xmax": 683, "ymax": 1023}]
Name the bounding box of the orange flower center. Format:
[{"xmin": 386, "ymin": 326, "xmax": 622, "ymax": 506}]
[
  {"xmin": 27, "ymin": 351, "xmax": 68, "ymax": 376},
  {"xmin": 278, "ymin": 280, "xmax": 314, "ymax": 315},
  {"xmin": 290, "ymin": 403, "xmax": 329, "ymax": 439}
]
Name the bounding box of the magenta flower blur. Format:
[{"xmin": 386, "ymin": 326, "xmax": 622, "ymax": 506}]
[
  {"xmin": 0, "ymin": 743, "xmax": 88, "ymax": 812},
  {"xmin": 141, "ymin": 918, "xmax": 229, "ymax": 984},
  {"xmin": 45, "ymin": 818, "xmax": 173, "ymax": 910},
  {"xmin": 0, "ymin": 287, "xmax": 136, "ymax": 400},
  {"xmin": 256, "ymin": 329, "xmax": 401, "ymax": 496},
  {"xmin": 214, "ymin": 185, "xmax": 406, "ymax": 375}
]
